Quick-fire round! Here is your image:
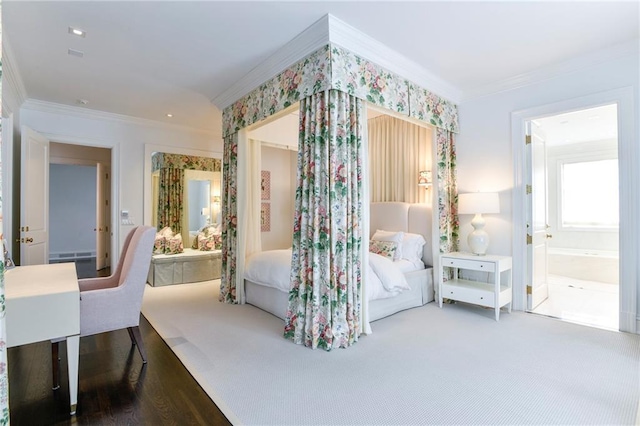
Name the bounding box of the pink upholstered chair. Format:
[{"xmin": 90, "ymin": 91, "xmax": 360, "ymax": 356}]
[{"xmin": 52, "ymin": 226, "xmax": 156, "ymax": 387}]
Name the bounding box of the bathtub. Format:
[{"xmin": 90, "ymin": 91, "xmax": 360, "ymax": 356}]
[{"xmin": 547, "ymin": 248, "xmax": 618, "ymax": 284}]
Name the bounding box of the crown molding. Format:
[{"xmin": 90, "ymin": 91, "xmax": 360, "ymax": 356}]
[
  {"xmin": 212, "ymin": 15, "xmax": 331, "ymax": 110},
  {"xmin": 1, "ymin": 35, "xmax": 29, "ymax": 117},
  {"xmin": 22, "ymin": 99, "xmax": 219, "ymax": 138},
  {"xmin": 461, "ymin": 39, "xmax": 640, "ymax": 102},
  {"xmin": 327, "ymin": 15, "xmax": 463, "ymax": 104},
  {"xmin": 212, "ymin": 14, "xmax": 463, "ymax": 109}
]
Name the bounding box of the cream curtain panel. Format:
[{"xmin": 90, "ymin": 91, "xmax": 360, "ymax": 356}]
[
  {"xmin": 285, "ymin": 90, "xmax": 365, "ymax": 350},
  {"xmin": 368, "ymin": 115, "xmax": 432, "ymax": 204}
]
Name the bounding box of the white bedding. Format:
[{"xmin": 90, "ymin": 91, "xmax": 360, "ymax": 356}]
[{"xmin": 245, "ymin": 249, "xmax": 421, "ymax": 301}]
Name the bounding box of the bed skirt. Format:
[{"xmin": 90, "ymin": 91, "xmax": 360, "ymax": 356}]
[{"xmin": 245, "ymin": 267, "xmax": 434, "ymax": 322}]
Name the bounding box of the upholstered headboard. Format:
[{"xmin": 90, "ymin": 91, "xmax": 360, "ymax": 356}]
[{"xmin": 370, "ymin": 202, "xmax": 433, "ymax": 267}]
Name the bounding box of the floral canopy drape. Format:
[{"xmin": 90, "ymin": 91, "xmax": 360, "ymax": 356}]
[
  {"xmin": 284, "ymin": 90, "xmax": 364, "ymax": 350},
  {"xmin": 219, "ymin": 42, "xmax": 460, "ymax": 350}
]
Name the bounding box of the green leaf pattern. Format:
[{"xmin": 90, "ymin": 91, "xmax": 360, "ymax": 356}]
[{"xmin": 284, "ymin": 90, "xmax": 364, "ymax": 350}]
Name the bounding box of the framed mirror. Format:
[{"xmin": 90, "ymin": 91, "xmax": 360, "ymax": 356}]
[{"xmin": 144, "ymin": 145, "xmax": 222, "ymax": 249}]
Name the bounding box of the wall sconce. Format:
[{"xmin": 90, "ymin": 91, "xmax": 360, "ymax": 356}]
[
  {"xmin": 458, "ymin": 192, "xmax": 500, "ymax": 256},
  {"xmin": 418, "ymin": 170, "xmax": 432, "ymax": 188}
]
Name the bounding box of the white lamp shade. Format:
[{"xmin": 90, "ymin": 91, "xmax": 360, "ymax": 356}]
[{"xmin": 458, "ymin": 192, "xmax": 500, "ymax": 215}]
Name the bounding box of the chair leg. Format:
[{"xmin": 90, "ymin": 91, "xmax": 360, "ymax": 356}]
[
  {"xmin": 128, "ymin": 326, "xmax": 147, "ymax": 364},
  {"xmin": 51, "ymin": 341, "xmax": 60, "ymax": 390}
]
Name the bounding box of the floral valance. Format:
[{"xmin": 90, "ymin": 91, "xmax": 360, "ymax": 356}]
[
  {"xmin": 222, "ymin": 43, "xmax": 459, "ymax": 136},
  {"xmin": 152, "ymin": 152, "xmax": 221, "ymax": 172}
]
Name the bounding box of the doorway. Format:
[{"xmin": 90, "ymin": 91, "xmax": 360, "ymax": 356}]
[
  {"xmin": 48, "ymin": 142, "xmax": 112, "ymax": 278},
  {"xmin": 527, "ymin": 105, "xmax": 619, "ymax": 330}
]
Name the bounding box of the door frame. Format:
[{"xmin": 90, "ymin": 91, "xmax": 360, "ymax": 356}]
[
  {"xmin": 39, "ymin": 132, "xmax": 120, "ymax": 269},
  {"xmin": 511, "ymin": 87, "xmax": 637, "ymax": 333}
]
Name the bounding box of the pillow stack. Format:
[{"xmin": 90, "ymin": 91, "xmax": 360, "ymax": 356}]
[
  {"xmin": 192, "ymin": 225, "xmax": 222, "ymax": 251},
  {"xmin": 370, "ymin": 229, "xmax": 426, "ymax": 265},
  {"xmin": 154, "ymin": 227, "xmax": 184, "ymax": 255}
]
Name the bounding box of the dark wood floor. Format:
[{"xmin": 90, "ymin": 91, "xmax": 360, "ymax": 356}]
[{"xmin": 8, "ymin": 315, "xmax": 231, "ymax": 425}]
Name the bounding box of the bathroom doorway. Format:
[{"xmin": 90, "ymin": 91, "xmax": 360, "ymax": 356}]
[{"xmin": 528, "ymin": 104, "xmax": 619, "ymax": 330}]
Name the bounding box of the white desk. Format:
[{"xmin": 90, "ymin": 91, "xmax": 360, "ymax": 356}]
[{"xmin": 5, "ymin": 263, "xmax": 80, "ymax": 415}]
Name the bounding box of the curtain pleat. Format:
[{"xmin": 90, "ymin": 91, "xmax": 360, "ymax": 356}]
[
  {"xmin": 436, "ymin": 129, "xmax": 459, "ymax": 253},
  {"xmin": 157, "ymin": 168, "xmax": 184, "ymax": 232},
  {"xmin": 220, "ymin": 132, "xmax": 239, "ymax": 303},
  {"xmin": 368, "ymin": 116, "xmax": 431, "ymax": 203},
  {"xmin": 285, "ymin": 90, "xmax": 364, "ymax": 350}
]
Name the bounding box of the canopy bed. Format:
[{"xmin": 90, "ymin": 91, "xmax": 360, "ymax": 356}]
[{"xmin": 219, "ymin": 42, "xmax": 460, "ymax": 350}]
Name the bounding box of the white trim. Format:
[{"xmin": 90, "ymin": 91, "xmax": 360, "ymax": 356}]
[
  {"xmin": 1, "ymin": 115, "xmax": 15, "ymax": 256},
  {"xmin": 328, "ymin": 15, "xmax": 462, "ymax": 103},
  {"xmin": 1, "ymin": 36, "xmax": 28, "ymax": 117},
  {"xmin": 22, "ymin": 99, "xmax": 217, "ymax": 138},
  {"xmin": 143, "ymin": 144, "xmax": 223, "ymax": 227},
  {"xmin": 511, "ymin": 87, "xmax": 637, "ymax": 333},
  {"xmin": 465, "ymin": 40, "xmax": 639, "ymax": 102},
  {"xmin": 212, "ymin": 14, "xmax": 462, "ymax": 110},
  {"xmin": 40, "ymin": 132, "xmax": 121, "ymax": 270},
  {"xmin": 212, "ymin": 15, "xmax": 331, "ymax": 109}
]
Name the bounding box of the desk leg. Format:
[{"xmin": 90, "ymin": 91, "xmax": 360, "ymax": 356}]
[{"xmin": 67, "ymin": 335, "xmax": 80, "ymax": 415}]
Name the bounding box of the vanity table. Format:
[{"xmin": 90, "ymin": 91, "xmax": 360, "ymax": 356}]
[{"xmin": 5, "ymin": 263, "xmax": 80, "ymax": 415}]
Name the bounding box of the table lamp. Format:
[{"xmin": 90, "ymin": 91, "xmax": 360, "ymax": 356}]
[{"xmin": 458, "ymin": 192, "xmax": 500, "ymax": 255}]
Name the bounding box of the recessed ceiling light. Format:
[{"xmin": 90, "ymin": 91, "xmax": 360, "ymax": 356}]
[
  {"xmin": 69, "ymin": 27, "xmax": 86, "ymax": 37},
  {"xmin": 76, "ymin": 99, "xmax": 89, "ymax": 105},
  {"xmin": 68, "ymin": 48, "xmax": 84, "ymax": 58},
  {"xmin": 166, "ymin": 113, "xmax": 173, "ymax": 118}
]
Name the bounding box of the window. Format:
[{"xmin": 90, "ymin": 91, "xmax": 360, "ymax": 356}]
[{"xmin": 561, "ymin": 159, "xmax": 618, "ymax": 228}]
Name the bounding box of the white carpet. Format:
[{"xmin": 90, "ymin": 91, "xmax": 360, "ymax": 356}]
[{"xmin": 142, "ymin": 280, "xmax": 640, "ymax": 426}]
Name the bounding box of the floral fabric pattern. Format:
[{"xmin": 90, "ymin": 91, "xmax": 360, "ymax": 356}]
[
  {"xmin": 369, "ymin": 240, "xmax": 397, "ymax": 260},
  {"xmin": 222, "ymin": 46, "xmax": 332, "ymax": 137},
  {"xmin": 408, "ymin": 83, "xmax": 460, "ymax": 134},
  {"xmin": 219, "ymin": 133, "xmax": 239, "ymax": 303},
  {"xmin": 151, "ymin": 152, "xmax": 221, "ymax": 172},
  {"xmin": 284, "ymin": 90, "xmax": 364, "ymax": 351},
  {"xmin": 330, "ymin": 45, "xmax": 409, "ymax": 115},
  {"xmin": 156, "ymin": 168, "xmax": 184, "ymax": 233},
  {"xmin": 222, "ymin": 43, "xmax": 458, "ymax": 137},
  {"xmin": 436, "ymin": 128, "xmax": 459, "ymax": 255}
]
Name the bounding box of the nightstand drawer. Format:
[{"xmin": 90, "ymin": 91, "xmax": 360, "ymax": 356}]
[
  {"xmin": 442, "ymin": 282, "xmax": 495, "ymax": 308},
  {"xmin": 442, "ymin": 257, "xmax": 495, "ymax": 272}
]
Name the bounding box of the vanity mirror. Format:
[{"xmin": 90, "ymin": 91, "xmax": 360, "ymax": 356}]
[{"xmin": 150, "ymin": 151, "xmax": 222, "ymax": 247}]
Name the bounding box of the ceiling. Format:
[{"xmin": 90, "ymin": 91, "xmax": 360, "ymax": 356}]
[
  {"xmin": 535, "ymin": 104, "xmax": 618, "ymax": 147},
  {"xmin": 3, "ymin": 1, "xmax": 638, "ymax": 134}
]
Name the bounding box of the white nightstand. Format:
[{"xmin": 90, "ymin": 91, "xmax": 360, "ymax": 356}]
[{"xmin": 438, "ymin": 252, "xmax": 512, "ymax": 321}]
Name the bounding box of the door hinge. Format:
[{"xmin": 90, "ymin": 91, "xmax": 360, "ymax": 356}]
[
  {"xmin": 526, "ymin": 285, "xmax": 532, "ymax": 295},
  {"xmin": 105, "ymin": 172, "xmax": 109, "ymax": 180},
  {"xmin": 105, "ymin": 225, "xmax": 109, "ymax": 232},
  {"xmin": 105, "ymin": 252, "xmax": 109, "ymax": 259},
  {"xmin": 105, "ymin": 199, "xmax": 109, "ymax": 206},
  {"xmin": 526, "ymin": 234, "xmax": 532, "ymax": 245},
  {"xmin": 525, "ymin": 135, "xmax": 532, "ymax": 145},
  {"xmin": 526, "ymin": 184, "xmax": 532, "ymax": 194}
]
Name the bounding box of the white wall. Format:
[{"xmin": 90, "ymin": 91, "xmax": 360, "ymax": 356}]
[
  {"xmin": 456, "ymin": 53, "xmax": 639, "ymax": 321},
  {"xmin": 17, "ymin": 101, "xmax": 222, "ymax": 263},
  {"xmin": 49, "ymin": 164, "xmax": 97, "ymax": 257},
  {"xmin": 260, "ymin": 145, "xmax": 297, "ymax": 251}
]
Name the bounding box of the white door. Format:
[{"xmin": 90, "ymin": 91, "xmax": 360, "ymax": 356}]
[
  {"xmin": 527, "ymin": 121, "xmax": 550, "ymax": 310},
  {"xmin": 96, "ymin": 162, "xmax": 111, "ymax": 270},
  {"xmin": 20, "ymin": 126, "xmax": 50, "ymax": 265}
]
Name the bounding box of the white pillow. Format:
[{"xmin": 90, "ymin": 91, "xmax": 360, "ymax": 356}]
[
  {"xmin": 372, "ymin": 230, "xmax": 404, "ymax": 261},
  {"xmin": 402, "ymin": 232, "xmax": 426, "ymax": 263}
]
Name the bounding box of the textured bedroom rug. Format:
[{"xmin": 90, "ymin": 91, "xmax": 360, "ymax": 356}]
[{"xmin": 142, "ymin": 280, "xmax": 640, "ymax": 426}]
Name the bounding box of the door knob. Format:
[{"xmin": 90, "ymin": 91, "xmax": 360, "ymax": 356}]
[
  {"xmin": 25, "ymin": 237, "xmax": 34, "ymax": 243},
  {"xmin": 546, "ymin": 234, "xmax": 553, "ymax": 239}
]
